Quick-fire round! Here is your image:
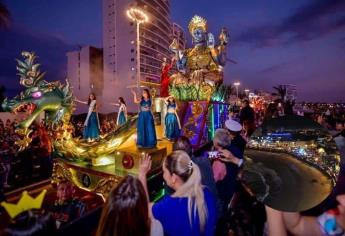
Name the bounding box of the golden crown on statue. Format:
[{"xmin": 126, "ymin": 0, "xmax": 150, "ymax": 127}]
[
  {"xmin": 1, "ymin": 190, "xmax": 47, "ymax": 218},
  {"xmin": 188, "ymin": 15, "xmax": 207, "ymax": 34}
]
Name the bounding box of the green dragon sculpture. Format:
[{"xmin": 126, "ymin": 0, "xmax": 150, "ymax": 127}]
[{"xmin": 2, "ymin": 52, "xmax": 137, "ymax": 164}]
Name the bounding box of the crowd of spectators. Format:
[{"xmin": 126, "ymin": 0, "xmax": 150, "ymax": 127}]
[
  {"xmin": 72, "ymin": 114, "xmax": 119, "ymax": 138},
  {"xmin": 0, "ymin": 119, "xmax": 53, "ymax": 196},
  {"xmin": 1, "ymin": 100, "xmax": 345, "ymax": 235}
]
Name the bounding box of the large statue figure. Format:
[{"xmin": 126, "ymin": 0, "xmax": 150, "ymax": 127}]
[{"xmin": 169, "ymin": 15, "xmax": 229, "ymax": 101}]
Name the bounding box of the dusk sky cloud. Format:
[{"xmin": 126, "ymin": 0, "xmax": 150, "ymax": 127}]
[
  {"xmin": 0, "ymin": 0, "xmax": 344, "ymax": 102},
  {"xmin": 0, "ymin": 23, "xmax": 75, "ymax": 94},
  {"xmin": 236, "ymin": 0, "xmax": 345, "ymax": 48}
]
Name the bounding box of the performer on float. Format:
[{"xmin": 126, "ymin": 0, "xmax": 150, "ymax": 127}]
[
  {"xmin": 131, "ymin": 89, "xmax": 157, "ymax": 148},
  {"xmin": 164, "ymin": 96, "xmax": 181, "ymax": 140},
  {"xmin": 160, "ymin": 57, "xmax": 174, "ymax": 97},
  {"xmin": 75, "ymin": 93, "xmax": 100, "ymax": 142},
  {"xmin": 110, "ymin": 97, "xmax": 127, "ymax": 126}
]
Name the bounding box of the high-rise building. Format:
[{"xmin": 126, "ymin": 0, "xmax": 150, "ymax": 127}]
[
  {"xmin": 102, "ymin": 0, "xmax": 173, "ymax": 112},
  {"xmin": 172, "ymin": 22, "xmax": 186, "ymax": 50},
  {"xmin": 66, "ymin": 46, "xmax": 103, "ymax": 113}
]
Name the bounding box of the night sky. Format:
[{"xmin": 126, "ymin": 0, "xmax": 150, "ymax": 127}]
[{"xmin": 1, "ymin": 0, "xmax": 345, "ymax": 102}]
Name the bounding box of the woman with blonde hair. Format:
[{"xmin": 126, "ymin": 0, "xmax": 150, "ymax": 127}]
[{"xmin": 139, "ymin": 150, "xmax": 216, "ymax": 236}]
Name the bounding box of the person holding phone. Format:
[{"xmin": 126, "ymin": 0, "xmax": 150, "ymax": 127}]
[
  {"xmin": 265, "ymin": 194, "xmax": 345, "ymax": 236},
  {"xmin": 211, "ymin": 129, "xmax": 244, "ymax": 215}
]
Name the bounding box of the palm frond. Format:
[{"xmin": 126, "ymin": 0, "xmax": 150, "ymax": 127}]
[{"xmin": 0, "ymin": 1, "xmax": 10, "ymax": 29}]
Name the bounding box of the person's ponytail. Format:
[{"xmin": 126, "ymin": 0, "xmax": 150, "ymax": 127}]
[{"xmin": 165, "ymin": 151, "xmax": 208, "ymax": 232}]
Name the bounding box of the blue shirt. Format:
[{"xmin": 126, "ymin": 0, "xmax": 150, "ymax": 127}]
[
  {"xmin": 167, "ymin": 103, "xmax": 176, "ymax": 109},
  {"xmin": 140, "ymin": 99, "xmax": 152, "ymax": 108},
  {"xmin": 152, "ymin": 188, "xmax": 216, "ymax": 236}
]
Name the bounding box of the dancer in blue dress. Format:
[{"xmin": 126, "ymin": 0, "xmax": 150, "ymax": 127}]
[
  {"xmin": 111, "ymin": 97, "xmax": 127, "ymax": 126},
  {"xmin": 131, "ymin": 89, "xmax": 157, "ymax": 148},
  {"xmin": 75, "ymin": 93, "xmax": 100, "ymax": 142},
  {"xmin": 164, "ymin": 96, "xmax": 181, "ymax": 140}
]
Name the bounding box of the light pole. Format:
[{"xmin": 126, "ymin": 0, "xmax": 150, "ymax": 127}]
[
  {"xmin": 244, "ymin": 89, "xmax": 250, "ymax": 97},
  {"xmin": 233, "ymin": 81, "xmax": 240, "ymax": 104},
  {"xmin": 126, "ymin": 8, "xmax": 148, "ymax": 91}
]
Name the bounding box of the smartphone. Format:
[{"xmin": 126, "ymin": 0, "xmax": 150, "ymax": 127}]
[
  {"xmin": 208, "ymin": 151, "xmax": 220, "ymax": 159},
  {"xmin": 318, "ymin": 209, "xmax": 344, "ymax": 236}
]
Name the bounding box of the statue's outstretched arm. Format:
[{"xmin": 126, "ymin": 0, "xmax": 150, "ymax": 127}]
[
  {"xmin": 217, "ymin": 28, "xmax": 230, "ymax": 66},
  {"xmin": 208, "ymin": 29, "xmax": 229, "ymax": 66},
  {"xmin": 169, "ymin": 39, "xmax": 187, "ymax": 73}
]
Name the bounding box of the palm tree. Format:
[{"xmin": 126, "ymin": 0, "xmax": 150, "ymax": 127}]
[
  {"xmin": 0, "ymin": 0, "xmax": 10, "ymax": 29},
  {"xmin": 272, "ymin": 85, "xmax": 287, "ymax": 102}
]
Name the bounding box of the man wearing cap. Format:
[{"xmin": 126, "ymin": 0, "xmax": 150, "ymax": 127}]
[{"xmin": 225, "ymin": 119, "xmax": 247, "ymax": 155}]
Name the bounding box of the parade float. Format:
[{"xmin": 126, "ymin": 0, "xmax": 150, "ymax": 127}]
[
  {"xmin": 2, "ymin": 52, "xmax": 169, "ymax": 199},
  {"xmin": 2, "ymin": 15, "xmax": 232, "ymax": 199},
  {"xmin": 165, "ymin": 15, "xmax": 232, "ymax": 147}
]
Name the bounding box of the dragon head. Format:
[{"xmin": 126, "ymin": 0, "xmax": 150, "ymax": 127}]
[{"xmin": 2, "ymin": 51, "xmax": 74, "ymax": 150}]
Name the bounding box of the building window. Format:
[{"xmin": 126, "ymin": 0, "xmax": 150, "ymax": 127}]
[
  {"xmin": 131, "ymin": 49, "xmax": 135, "ymax": 53},
  {"xmin": 131, "ymin": 58, "xmax": 135, "ymax": 62}
]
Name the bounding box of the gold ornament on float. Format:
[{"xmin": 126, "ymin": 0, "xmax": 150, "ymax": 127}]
[{"xmin": 188, "ymin": 15, "xmax": 207, "ymax": 34}]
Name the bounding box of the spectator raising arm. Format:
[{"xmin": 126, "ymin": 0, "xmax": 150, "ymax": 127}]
[{"xmin": 138, "ymin": 153, "xmax": 152, "ymax": 201}]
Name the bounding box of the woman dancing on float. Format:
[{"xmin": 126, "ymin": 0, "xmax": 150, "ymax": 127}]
[
  {"xmin": 131, "ymin": 89, "xmax": 157, "ymax": 148},
  {"xmin": 164, "ymin": 96, "xmax": 181, "ymax": 140},
  {"xmin": 75, "ymin": 93, "xmax": 100, "ymax": 142},
  {"xmin": 110, "ymin": 97, "xmax": 127, "ymax": 126}
]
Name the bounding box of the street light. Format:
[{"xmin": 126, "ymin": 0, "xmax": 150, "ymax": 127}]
[
  {"xmin": 126, "ymin": 7, "xmax": 149, "ymax": 91},
  {"xmin": 244, "ymin": 89, "xmax": 250, "ymax": 97},
  {"xmin": 233, "ymin": 82, "xmax": 240, "ymax": 102}
]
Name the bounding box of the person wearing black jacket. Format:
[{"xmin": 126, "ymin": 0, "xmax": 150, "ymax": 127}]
[
  {"xmin": 0, "ymin": 163, "xmax": 6, "ymax": 201},
  {"xmin": 239, "ymin": 100, "xmax": 256, "ymax": 137}
]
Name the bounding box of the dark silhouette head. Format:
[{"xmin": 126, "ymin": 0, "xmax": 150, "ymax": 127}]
[
  {"xmin": 88, "ymin": 93, "xmax": 96, "ymax": 106},
  {"xmin": 173, "ymin": 136, "xmax": 192, "ymax": 156},
  {"xmin": 142, "ymin": 89, "xmax": 151, "ymax": 100},
  {"xmin": 96, "ymin": 176, "xmax": 150, "ymax": 236},
  {"xmin": 118, "ymin": 97, "xmax": 126, "ymax": 106},
  {"xmin": 4, "ymin": 210, "xmax": 56, "ymax": 236}
]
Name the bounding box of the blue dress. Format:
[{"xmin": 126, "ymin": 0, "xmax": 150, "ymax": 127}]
[
  {"xmin": 117, "ymin": 104, "xmax": 127, "ymax": 126},
  {"xmin": 152, "ymin": 188, "xmax": 216, "ymax": 236},
  {"xmin": 137, "ymin": 99, "xmax": 157, "ymax": 148},
  {"xmin": 118, "ymin": 112, "xmax": 126, "ymax": 125},
  {"xmin": 165, "ymin": 103, "xmax": 180, "ymax": 140},
  {"xmin": 83, "ymin": 112, "xmax": 100, "ymax": 139}
]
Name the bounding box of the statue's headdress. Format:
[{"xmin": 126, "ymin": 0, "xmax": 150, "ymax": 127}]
[
  {"xmin": 188, "ymin": 15, "xmax": 207, "ymax": 34},
  {"xmin": 1, "ymin": 190, "xmax": 47, "ymax": 218}
]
